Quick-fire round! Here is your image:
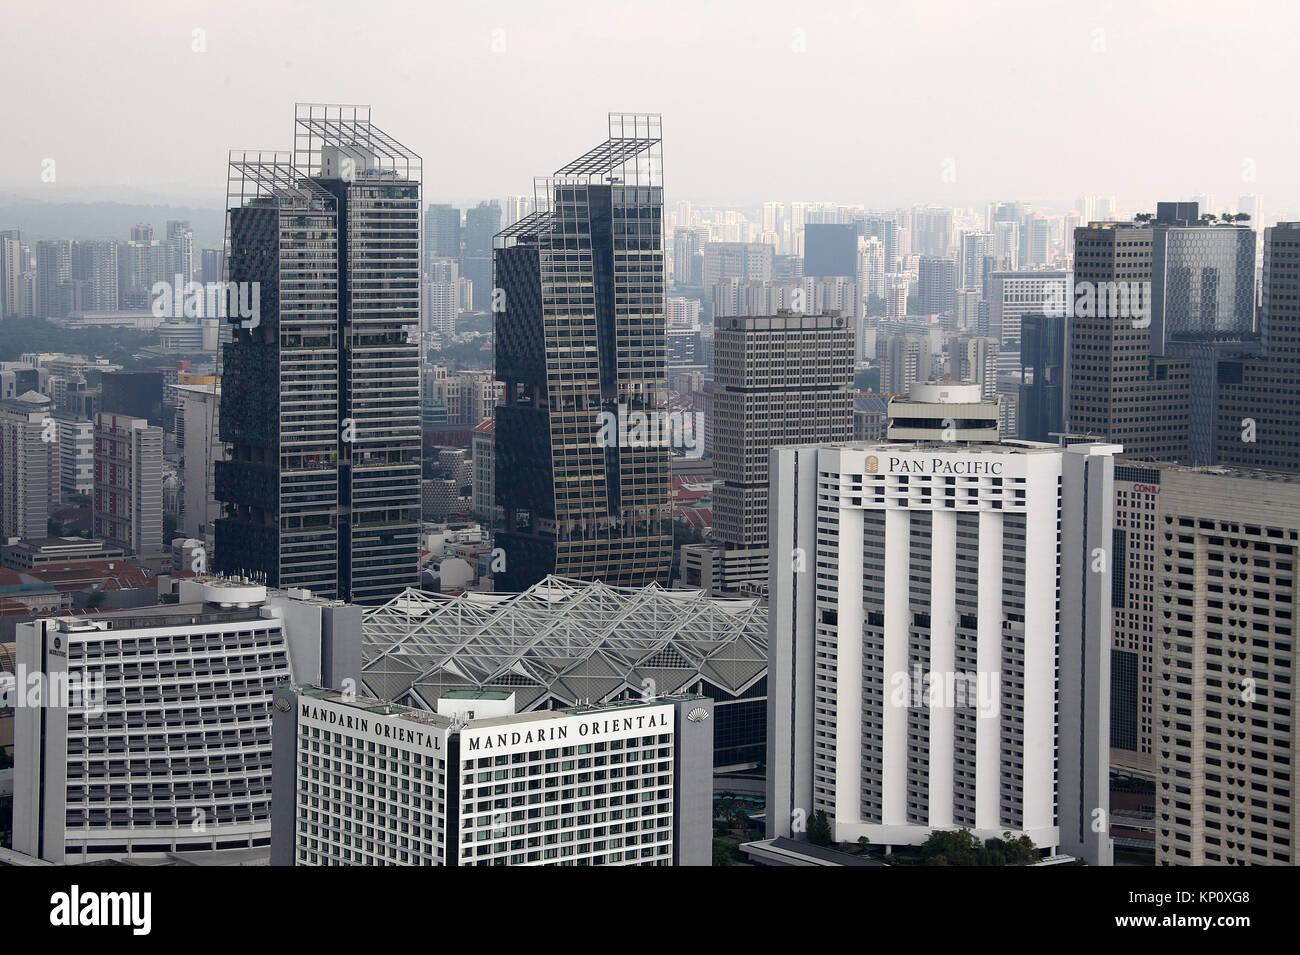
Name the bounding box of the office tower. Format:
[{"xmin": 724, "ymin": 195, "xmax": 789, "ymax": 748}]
[
  {"xmin": 884, "ymin": 274, "xmax": 908, "ymax": 318},
  {"xmin": 853, "ymin": 395, "xmax": 888, "ymax": 442},
  {"xmin": 912, "ymin": 206, "xmax": 953, "ymax": 257},
  {"xmin": 690, "ymin": 312, "xmax": 853, "ymax": 593},
  {"xmin": 425, "ymin": 203, "xmax": 461, "ymax": 261},
  {"xmin": 991, "ymin": 220, "xmax": 1021, "ymax": 271},
  {"xmin": 421, "ymin": 278, "xmax": 458, "ymax": 335},
  {"xmin": 12, "ymin": 577, "xmax": 361, "ymax": 863},
  {"xmin": 200, "ymin": 248, "xmax": 226, "ymax": 286},
  {"xmin": 767, "ymin": 441, "xmax": 1119, "ymax": 866},
  {"xmin": 470, "ymin": 418, "xmax": 497, "ymax": 522},
  {"xmin": 1152, "ymin": 466, "xmax": 1300, "ymax": 865},
  {"xmin": 270, "ymin": 685, "xmax": 712, "ymax": 866},
  {"xmin": 117, "ymin": 232, "xmax": 167, "ymax": 310},
  {"xmin": 916, "ymin": 256, "xmax": 956, "ymax": 316},
  {"xmin": 859, "ymin": 216, "xmax": 900, "ymax": 273},
  {"xmin": 878, "ymin": 333, "xmax": 935, "ymax": 396},
  {"xmin": 1017, "ymin": 313, "xmax": 1066, "ymax": 442},
  {"xmin": 671, "ymin": 227, "xmax": 705, "ymax": 287},
  {"xmin": 885, "ymin": 382, "xmax": 999, "ymax": 441},
  {"xmin": 858, "ymin": 236, "xmax": 885, "ymax": 300},
  {"xmin": 93, "ymin": 412, "xmax": 163, "ymax": 556},
  {"xmin": 1068, "ymin": 222, "xmax": 1191, "ymax": 461},
  {"xmin": 100, "ymin": 370, "xmax": 163, "ymax": 425},
  {"xmin": 666, "ymin": 296, "xmax": 701, "ymax": 328},
  {"xmin": 0, "ymin": 392, "xmax": 55, "ymax": 539},
  {"xmin": 984, "ymin": 270, "xmax": 1070, "ymax": 350},
  {"xmin": 493, "ymin": 114, "xmax": 671, "ymax": 591},
  {"xmin": 35, "ymin": 239, "xmax": 72, "ymax": 318},
  {"xmin": 167, "ymin": 219, "xmax": 195, "ymax": 282},
  {"xmin": 1214, "ymin": 222, "xmax": 1300, "ymax": 472},
  {"xmin": 54, "ymin": 412, "xmax": 94, "ymax": 500},
  {"xmin": 71, "ymin": 241, "xmax": 120, "ymax": 311},
  {"xmin": 958, "ymin": 231, "xmax": 994, "ymax": 290},
  {"xmin": 952, "ymin": 335, "xmax": 999, "ymax": 401},
  {"xmin": 462, "ymin": 200, "xmax": 501, "ymax": 309},
  {"xmin": 702, "ymin": 241, "xmax": 773, "ymax": 288},
  {"xmin": 1109, "ymin": 461, "xmax": 1162, "ymax": 778},
  {"xmin": 1149, "ymin": 203, "xmax": 1255, "ymax": 354},
  {"xmin": 804, "ymin": 224, "xmax": 858, "ymax": 278},
  {"xmin": 176, "ymin": 382, "xmax": 222, "ymax": 540},
  {"xmin": 1, "ymin": 231, "xmax": 21, "ymax": 317},
  {"xmin": 216, "ymin": 105, "xmax": 421, "ymax": 603},
  {"xmin": 1026, "ymin": 215, "xmax": 1052, "ymax": 266}
]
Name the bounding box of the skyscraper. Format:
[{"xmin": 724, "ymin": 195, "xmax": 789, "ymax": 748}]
[
  {"xmin": 0, "ymin": 392, "xmax": 55, "ymax": 540},
  {"xmin": 493, "ymin": 113, "xmax": 671, "ymax": 590},
  {"xmin": 1215, "ymin": 222, "xmax": 1300, "ymax": 473},
  {"xmin": 1018, "ymin": 312, "xmax": 1065, "ymax": 441},
  {"xmin": 35, "ymin": 239, "xmax": 71, "ymax": 318},
  {"xmin": 766, "ymin": 440, "xmax": 1119, "ymax": 866},
  {"xmin": 462, "ymin": 200, "xmax": 501, "ymax": 310},
  {"xmin": 216, "ymin": 104, "xmax": 421, "ymax": 602},
  {"xmin": 1067, "ymin": 222, "xmax": 1190, "ymax": 461},
  {"xmin": 1152, "ymin": 466, "xmax": 1300, "ymax": 865},
  {"xmin": 94, "ymin": 411, "xmax": 163, "ymax": 556},
  {"xmin": 682, "ymin": 311, "xmax": 852, "ymax": 593}
]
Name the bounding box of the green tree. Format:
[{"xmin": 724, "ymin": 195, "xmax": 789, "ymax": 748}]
[{"xmin": 808, "ymin": 809, "xmax": 833, "ymax": 847}]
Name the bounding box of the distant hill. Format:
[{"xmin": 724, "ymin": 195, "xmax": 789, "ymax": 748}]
[{"xmin": 0, "ymin": 198, "xmax": 225, "ymax": 250}]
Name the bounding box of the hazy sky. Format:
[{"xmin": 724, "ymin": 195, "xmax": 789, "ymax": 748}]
[{"xmin": 4, "ymin": 0, "xmax": 1296, "ymax": 211}]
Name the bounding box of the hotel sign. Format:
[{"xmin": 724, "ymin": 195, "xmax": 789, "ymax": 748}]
[
  {"xmin": 299, "ymin": 698, "xmax": 448, "ymax": 758},
  {"xmin": 460, "ymin": 705, "xmax": 675, "ymax": 758}
]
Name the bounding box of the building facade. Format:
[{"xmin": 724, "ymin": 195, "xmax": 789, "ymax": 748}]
[
  {"xmin": 271, "ymin": 687, "xmax": 713, "ymax": 866},
  {"xmin": 766, "ymin": 441, "xmax": 1119, "ymax": 865},
  {"xmin": 493, "ymin": 114, "xmax": 671, "ymax": 590}
]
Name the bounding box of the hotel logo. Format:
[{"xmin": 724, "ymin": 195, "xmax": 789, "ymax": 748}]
[{"xmin": 865, "ymin": 455, "xmax": 879, "ymax": 474}]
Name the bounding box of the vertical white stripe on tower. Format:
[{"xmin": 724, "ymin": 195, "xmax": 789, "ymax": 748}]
[
  {"xmin": 928, "ymin": 507, "xmax": 957, "ymax": 828},
  {"xmin": 881, "ymin": 506, "xmax": 910, "ymax": 826},
  {"xmin": 975, "ymin": 508, "xmax": 1003, "ymax": 830}
]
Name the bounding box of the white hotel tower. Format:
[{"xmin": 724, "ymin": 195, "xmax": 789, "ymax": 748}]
[
  {"xmin": 12, "ymin": 577, "xmax": 361, "ymax": 864},
  {"xmin": 766, "ymin": 440, "xmax": 1119, "ymax": 865}
]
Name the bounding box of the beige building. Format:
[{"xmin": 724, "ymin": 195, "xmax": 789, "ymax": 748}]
[{"xmin": 1154, "ymin": 466, "xmax": 1300, "ymax": 866}]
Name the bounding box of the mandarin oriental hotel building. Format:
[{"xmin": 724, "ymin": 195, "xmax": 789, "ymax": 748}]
[
  {"xmin": 766, "ymin": 441, "xmax": 1120, "ymax": 866},
  {"xmin": 271, "ymin": 687, "xmax": 713, "ymax": 865}
]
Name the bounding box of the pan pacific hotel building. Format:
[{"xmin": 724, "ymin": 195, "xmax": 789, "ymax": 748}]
[
  {"xmin": 270, "ymin": 686, "xmax": 713, "ymax": 865},
  {"xmin": 766, "ymin": 440, "xmax": 1120, "ymax": 866}
]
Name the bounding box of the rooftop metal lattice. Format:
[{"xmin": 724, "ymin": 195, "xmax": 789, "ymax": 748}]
[
  {"xmin": 292, "ymin": 103, "xmax": 422, "ymax": 182},
  {"xmin": 360, "ymin": 575, "xmax": 766, "ymax": 711}
]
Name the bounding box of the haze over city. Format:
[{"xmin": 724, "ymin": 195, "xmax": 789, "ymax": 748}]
[{"xmin": 4, "ymin": 0, "xmax": 1297, "ymax": 208}]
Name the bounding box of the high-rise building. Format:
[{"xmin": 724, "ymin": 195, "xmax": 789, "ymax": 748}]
[
  {"xmin": 35, "ymin": 239, "xmax": 72, "ymax": 318},
  {"xmin": 1149, "ymin": 203, "xmax": 1255, "ymax": 355},
  {"xmin": 1109, "ymin": 461, "xmax": 1163, "ymax": 778},
  {"xmin": 958, "ymin": 231, "xmax": 994, "ymax": 290},
  {"xmin": 200, "ymin": 248, "xmax": 226, "ymax": 286},
  {"xmin": 766, "ymin": 440, "xmax": 1120, "ymax": 865},
  {"xmin": 702, "ymin": 241, "xmax": 773, "ymax": 288},
  {"xmin": 167, "ymin": 219, "xmax": 195, "ymax": 282},
  {"xmin": 803, "ymin": 224, "xmax": 858, "ymax": 279},
  {"xmin": 911, "ymin": 206, "xmax": 953, "ymax": 258},
  {"xmin": 686, "ymin": 312, "xmax": 852, "ymax": 593},
  {"xmin": 1216, "ymin": 222, "xmax": 1300, "ymax": 472},
  {"xmin": 425, "ymin": 203, "xmax": 461, "ymax": 262},
  {"xmin": 177, "ymin": 382, "xmax": 222, "ymax": 540},
  {"xmin": 216, "ymin": 104, "xmax": 421, "ymax": 603},
  {"xmin": 1018, "ymin": 312, "xmax": 1065, "ymax": 441},
  {"xmin": 71, "ymin": 241, "xmax": 119, "ymax": 311},
  {"xmin": 984, "ymin": 270, "xmax": 1071, "ymax": 350},
  {"xmin": 12, "ymin": 577, "xmax": 361, "ymax": 863},
  {"xmin": 493, "ymin": 114, "xmax": 671, "ymax": 591},
  {"xmin": 462, "ymin": 200, "xmax": 501, "ymax": 309},
  {"xmin": 1, "ymin": 230, "xmax": 22, "ymax": 318},
  {"xmin": 100, "ymin": 370, "xmax": 163, "ymax": 426},
  {"xmin": 1152, "ymin": 466, "xmax": 1300, "ymax": 865},
  {"xmin": 421, "ymin": 279, "xmax": 458, "ymax": 336},
  {"xmin": 94, "ymin": 411, "xmax": 163, "ymax": 556},
  {"xmin": 54, "ymin": 412, "xmax": 94, "ymax": 501},
  {"xmin": 1067, "ymin": 222, "xmax": 1190, "ymax": 461},
  {"xmin": 269, "ymin": 686, "xmax": 713, "ymax": 866},
  {"xmin": 878, "ymin": 332, "xmax": 936, "ymax": 396},
  {"xmin": 0, "ymin": 392, "xmax": 55, "ymax": 540},
  {"xmin": 916, "ymin": 256, "xmax": 956, "ymax": 317}
]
